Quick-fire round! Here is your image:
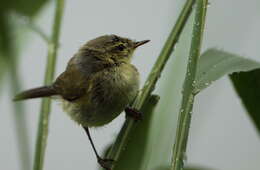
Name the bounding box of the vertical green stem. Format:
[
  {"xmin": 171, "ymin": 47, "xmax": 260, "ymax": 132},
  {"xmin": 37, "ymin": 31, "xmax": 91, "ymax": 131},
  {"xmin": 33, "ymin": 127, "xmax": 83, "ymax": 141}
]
[
  {"xmin": 171, "ymin": 0, "xmax": 208, "ymax": 170},
  {"xmin": 10, "ymin": 69, "xmax": 31, "ymax": 170},
  {"xmin": 33, "ymin": 1, "xmax": 65, "ymax": 170},
  {"xmin": 2, "ymin": 13, "xmax": 31, "ymax": 170},
  {"xmin": 107, "ymin": 0, "xmax": 196, "ymax": 169}
]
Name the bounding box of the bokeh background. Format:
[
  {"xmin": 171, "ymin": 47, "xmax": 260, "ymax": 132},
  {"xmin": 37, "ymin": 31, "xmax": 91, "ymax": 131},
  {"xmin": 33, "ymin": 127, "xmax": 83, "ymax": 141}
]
[{"xmin": 1, "ymin": 0, "xmax": 260, "ymax": 170}]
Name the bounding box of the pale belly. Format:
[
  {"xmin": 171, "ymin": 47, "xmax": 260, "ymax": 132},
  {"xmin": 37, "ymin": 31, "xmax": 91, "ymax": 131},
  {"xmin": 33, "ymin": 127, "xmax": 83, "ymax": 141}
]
[{"xmin": 62, "ymin": 64, "xmax": 139, "ymax": 127}]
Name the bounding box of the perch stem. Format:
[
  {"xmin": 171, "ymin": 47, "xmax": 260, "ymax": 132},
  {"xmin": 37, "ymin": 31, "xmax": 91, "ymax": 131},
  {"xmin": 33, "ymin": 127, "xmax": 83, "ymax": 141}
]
[
  {"xmin": 33, "ymin": 1, "xmax": 65, "ymax": 170},
  {"xmin": 171, "ymin": 0, "xmax": 208, "ymax": 170}
]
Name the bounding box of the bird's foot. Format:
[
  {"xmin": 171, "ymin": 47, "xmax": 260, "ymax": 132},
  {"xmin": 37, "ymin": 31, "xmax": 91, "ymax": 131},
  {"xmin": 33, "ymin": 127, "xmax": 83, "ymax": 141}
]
[
  {"xmin": 97, "ymin": 157, "xmax": 114, "ymax": 170},
  {"xmin": 125, "ymin": 107, "xmax": 143, "ymax": 121}
]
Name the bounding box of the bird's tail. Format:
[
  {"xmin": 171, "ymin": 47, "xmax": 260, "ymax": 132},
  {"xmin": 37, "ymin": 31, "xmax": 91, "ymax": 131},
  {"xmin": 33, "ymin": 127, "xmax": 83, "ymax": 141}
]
[{"xmin": 13, "ymin": 86, "xmax": 58, "ymax": 101}]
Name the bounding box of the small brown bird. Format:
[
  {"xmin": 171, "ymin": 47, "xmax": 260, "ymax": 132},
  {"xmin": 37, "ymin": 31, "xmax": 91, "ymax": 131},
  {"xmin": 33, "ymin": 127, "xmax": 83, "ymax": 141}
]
[{"xmin": 14, "ymin": 34, "xmax": 149, "ymax": 170}]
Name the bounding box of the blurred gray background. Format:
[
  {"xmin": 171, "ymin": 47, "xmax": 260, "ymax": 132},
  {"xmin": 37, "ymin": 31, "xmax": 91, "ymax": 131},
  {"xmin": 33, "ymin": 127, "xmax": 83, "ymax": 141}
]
[{"xmin": 1, "ymin": 0, "xmax": 260, "ymax": 170}]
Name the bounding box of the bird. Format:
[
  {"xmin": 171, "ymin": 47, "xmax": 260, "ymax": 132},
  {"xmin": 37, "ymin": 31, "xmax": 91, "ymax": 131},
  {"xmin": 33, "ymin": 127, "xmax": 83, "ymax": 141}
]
[{"xmin": 14, "ymin": 34, "xmax": 150, "ymax": 170}]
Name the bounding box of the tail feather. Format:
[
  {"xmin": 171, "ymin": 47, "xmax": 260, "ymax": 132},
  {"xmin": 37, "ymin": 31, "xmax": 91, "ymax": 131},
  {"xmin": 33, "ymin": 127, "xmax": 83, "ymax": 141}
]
[{"xmin": 13, "ymin": 86, "xmax": 58, "ymax": 101}]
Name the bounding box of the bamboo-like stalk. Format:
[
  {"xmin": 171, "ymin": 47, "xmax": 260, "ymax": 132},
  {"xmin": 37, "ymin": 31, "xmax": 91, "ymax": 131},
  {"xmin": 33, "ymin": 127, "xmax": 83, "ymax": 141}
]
[
  {"xmin": 106, "ymin": 0, "xmax": 196, "ymax": 169},
  {"xmin": 33, "ymin": 1, "xmax": 65, "ymax": 170},
  {"xmin": 10, "ymin": 69, "xmax": 31, "ymax": 170},
  {"xmin": 171, "ymin": 0, "xmax": 208, "ymax": 170}
]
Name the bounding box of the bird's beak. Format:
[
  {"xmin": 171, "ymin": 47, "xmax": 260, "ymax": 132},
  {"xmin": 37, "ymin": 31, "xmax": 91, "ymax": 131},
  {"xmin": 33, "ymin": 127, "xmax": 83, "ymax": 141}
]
[{"xmin": 134, "ymin": 40, "xmax": 150, "ymax": 48}]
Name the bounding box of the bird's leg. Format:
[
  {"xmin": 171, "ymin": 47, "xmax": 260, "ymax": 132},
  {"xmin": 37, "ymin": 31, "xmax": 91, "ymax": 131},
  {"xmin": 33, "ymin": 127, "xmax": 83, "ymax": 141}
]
[
  {"xmin": 83, "ymin": 127, "xmax": 114, "ymax": 170},
  {"xmin": 125, "ymin": 107, "xmax": 143, "ymax": 121}
]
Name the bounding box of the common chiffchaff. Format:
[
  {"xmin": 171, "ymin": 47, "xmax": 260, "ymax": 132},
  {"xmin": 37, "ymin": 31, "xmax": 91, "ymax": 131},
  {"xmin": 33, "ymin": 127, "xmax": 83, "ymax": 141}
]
[{"xmin": 14, "ymin": 34, "xmax": 150, "ymax": 170}]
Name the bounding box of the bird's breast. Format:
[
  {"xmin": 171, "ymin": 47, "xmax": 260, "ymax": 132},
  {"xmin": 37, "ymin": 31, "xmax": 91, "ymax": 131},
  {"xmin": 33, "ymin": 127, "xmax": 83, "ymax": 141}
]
[
  {"xmin": 62, "ymin": 63, "xmax": 140, "ymax": 127},
  {"xmin": 90, "ymin": 63, "xmax": 139, "ymax": 105}
]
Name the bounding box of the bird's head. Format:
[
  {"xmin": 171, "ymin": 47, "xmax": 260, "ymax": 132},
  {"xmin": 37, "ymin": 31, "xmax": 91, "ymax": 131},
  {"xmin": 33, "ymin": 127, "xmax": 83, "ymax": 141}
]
[{"xmin": 83, "ymin": 34, "xmax": 150, "ymax": 63}]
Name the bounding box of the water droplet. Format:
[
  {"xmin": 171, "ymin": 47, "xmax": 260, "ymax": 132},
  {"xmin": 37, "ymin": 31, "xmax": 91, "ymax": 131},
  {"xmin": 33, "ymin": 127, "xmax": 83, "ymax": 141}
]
[
  {"xmin": 192, "ymin": 80, "xmax": 196, "ymax": 87},
  {"xmin": 207, "ymin": 1, "xmax": 211, "ymax": 7}
]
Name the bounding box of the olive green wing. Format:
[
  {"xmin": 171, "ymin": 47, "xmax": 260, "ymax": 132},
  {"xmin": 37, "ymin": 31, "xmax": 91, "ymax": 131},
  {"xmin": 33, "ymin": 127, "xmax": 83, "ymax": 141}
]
[{"xmin": 53, "ymin": 57, "xmax": 92, "ymax": 101}]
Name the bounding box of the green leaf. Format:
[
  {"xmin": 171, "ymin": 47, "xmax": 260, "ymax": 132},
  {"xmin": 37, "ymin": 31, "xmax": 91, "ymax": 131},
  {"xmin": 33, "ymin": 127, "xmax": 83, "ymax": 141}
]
[
  {"xmin": 0, "ymin": 0, "xmax": 50, "ymax": 83},
  {"xmin": 0, "ymin": 12, "xmax": 14, "ymax": 89},
  {"xmin": 230, "ymin": 69, "xmax": 260, "ymax": 131},
  {"xmin": 194, "ymin": 49, "xmax": 260, "ymax": 94},
  {"xmin": 194, "ymin": 48, "xmax": 260, "ymax": 132},
  {"xmin": 1, "ymin": 0, "xmax": 49, "ymax": 16},
  {"xmin": 0, "ymin": 13, "xmax": 12, "ymax": 60}
]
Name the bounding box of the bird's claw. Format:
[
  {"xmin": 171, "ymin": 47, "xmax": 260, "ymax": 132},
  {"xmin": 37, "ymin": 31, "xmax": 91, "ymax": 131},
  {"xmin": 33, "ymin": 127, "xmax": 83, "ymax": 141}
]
[
  {"xmin": 125, "ymin": 107, "xmax": 143, "ymax": 121},
  {"xmin": 98, "ymin": 157, "xmax": 114, "ymax": 170}
]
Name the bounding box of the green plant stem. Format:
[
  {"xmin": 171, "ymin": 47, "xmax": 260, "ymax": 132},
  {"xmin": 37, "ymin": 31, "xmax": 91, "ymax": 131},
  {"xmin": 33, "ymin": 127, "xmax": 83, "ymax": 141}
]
[
  {"xmin": 8, "ymin": 46, "xmax": 31, "ymax": 170},
  {"xmin": 111, "ymin": 94, "xmax": 160, "ymax": 170},
  {"xmin": 33, "ymin": 1, "xmax": 65, "ymax": 170},
  {"xmin": 28, "ymin": 20, "xmax": 50, "ymax": 43},
  {"xmin": 10, "ymin": 69, "xmax": 31, "ymax": 170},
  {"xmin": 106, "ymin": 0, "xmax": 196, "ymax": 168},
  {"xmin": 2, "ymin": 13, "xmax": 31, "ymax": 170},
  {"xmin": 171, "ymin": 0, "xmax": 208, "ymax": 170}
]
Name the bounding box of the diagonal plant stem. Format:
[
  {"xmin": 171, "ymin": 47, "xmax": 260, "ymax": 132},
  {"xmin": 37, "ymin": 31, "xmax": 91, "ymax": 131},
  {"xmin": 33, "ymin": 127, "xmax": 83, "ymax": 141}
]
[
  {"xmin": 106, "ymin": 0, "xmax": 196, "ymax": 169},
  {"xmin": 16, "ymin": 15, "xmax": 51, "ymax": 43},
  {"xmin": 27, "ymin": 19, "xmax": 51, "ymax": 43},
  {"xmin": 33, "ymin": 1, "xmax": 65, "ymax": 170},
  {"xmin": 110, "ymin": 94, "xmax": 160, "ymax": 170},
  {"xmin": 171, "ymin": 0, "xmax": 208, "ymax": 170}
]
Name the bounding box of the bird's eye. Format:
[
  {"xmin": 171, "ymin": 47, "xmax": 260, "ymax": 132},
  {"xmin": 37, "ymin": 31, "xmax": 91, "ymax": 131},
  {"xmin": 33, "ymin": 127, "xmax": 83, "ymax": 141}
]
[{"xmin": 116, "ymin": 44, "xmax": 125, "ymax": 51}]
